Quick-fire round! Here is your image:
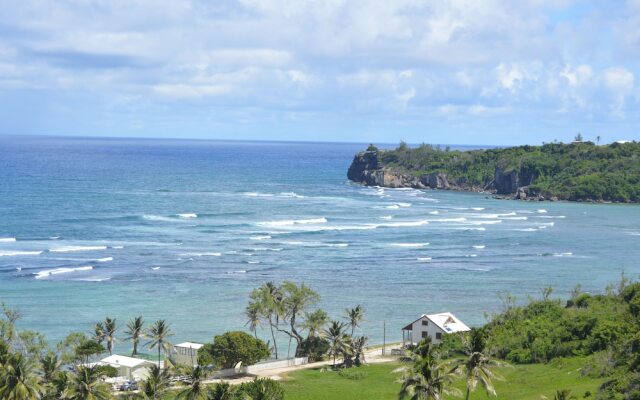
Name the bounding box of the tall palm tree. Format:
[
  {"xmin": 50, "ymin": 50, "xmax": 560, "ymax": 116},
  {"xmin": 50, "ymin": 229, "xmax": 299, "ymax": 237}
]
[
  {"xmin": 301, "ymin": 309, "xmax": 329, "ymax": 338},
  {"xmin": 177, "ymin": 366, "xmax": 207, "ymax": 400},
  {"xmin": 345, "ymin": 305, "xmax": 364, "ymax": 336},
  {"xmin": 396, "ymin": 337, "xmax": 461, "ymax": 400},
  {"xmin": 62, "ymin": 365, "xmax": 111, "ymax": 400},
  {"xmin": 124, "ymin": 316, "xmax": 144, "ymax": 356},
  {"xmin": 323, "ymin": 320, "xmax": 347, "ymax": 367},
  {"xmin": 245, "ymin": 303, "xmax": 261, "ymax": 339},
  {"xmin": 0, "ymin": 353, "xmax": 42, "ymax": 400},
  {"xmin": 93, "ymin": 323, "xmax": 105, "ymax": 346},
  {"xmin": 459, "ymin": 329, "xmax": 502, "ymax": 400},
  {"xmin": 554, "ymin": 389, "xmax": 577, "ymax": 400},
  {"xmin": 249, "ymin": 282, "xmax": 284, "ymax": 359},
  {"xmin": 208, "ymin": 382, "xmax": 235, "ymax": 400},
  {"xmin": 140, "ymin": 365, "xmax": 171, "ymax": 400},
  {"xmin": 146, "ymin": 320, "xmax": 173, "ymax": 365},
  {"xmin": 102, "ymin": 318, "xmax": 117, "ymax": 355}
]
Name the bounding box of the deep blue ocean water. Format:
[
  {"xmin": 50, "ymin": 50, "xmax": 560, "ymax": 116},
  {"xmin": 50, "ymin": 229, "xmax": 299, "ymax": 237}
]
[{"xmin": 1, "ymin": 136, "xmax": 640, "ymax": 351}]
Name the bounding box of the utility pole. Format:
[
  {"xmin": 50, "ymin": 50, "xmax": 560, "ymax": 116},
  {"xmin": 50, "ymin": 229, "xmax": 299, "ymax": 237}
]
[{"xmin": 382, "ymin": 320, "xmax": 386, "ymax": 356}]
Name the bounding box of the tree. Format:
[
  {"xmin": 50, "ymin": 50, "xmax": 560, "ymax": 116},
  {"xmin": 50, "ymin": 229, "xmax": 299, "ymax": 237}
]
[
  {"xmin": 278, "ymin": 281, "xmax": 320, "ymax": 357},
  {"xmin": 93, "ymin": 323, "xmax": 105, "ymax": 346},
  {"xmin": 62, "ymin": 365, "xmax": 111, "ymax": 400},
  {"xmin": 596, "ymin": 135, "xmax": 601, "ymax": 144},
  {"xmin": 140, "ymin": 365, "xmax": 171, "ymax": 400},
  {"xmin": 102, "ymin": 318, "xmax": 117, "ymax": 355},
  {"xmin": 248, "ymin": 282, "xmax": 284, "ymax": 359},
  {"xmin": 57, "ymin": 332, "xmax": 90, "ymax": 365},
  {"xmin": 345, "ymin": 305, "xmax": 364, "ymax": 336},
  {"xmin": 0, "ymin": 353, "xmax": 43, "ymax": 400},
  {"xmin": 40, "ymin": 352, "xmax": 60, "ymax": 384},
  {"xmin": 458, "ymin": 329, "xmax": 502, "ymax": 400},
  {"xmin": 146, "ymin": 320, "xmax": 173, "ymax": 365},
  {"xmin": 237, "ymin": 378, "xmax": 284, "ymax": 400},
  {"xmin": 323, "ymin": 321, "xmax": 347, "ymax": 367},
  {"xmin": 208, "ymin": 382, "xmax": 236, "ymax": 400},
  {"xmin": 201, "ymin": 331, "xmax": 270, "ymax": 369},
  {"xmin": 350, "ymin": 336, "xmax": 368, "ymax": 366},
  {"xmin": 245, "ymin": 303, "xmax": 261, "ymax": 339},
  {"xmin": 124, "ymin": 316, "xmax": 144, "ymax": 356},
  {"xmin": 574, "ymin": 133, "xmax": 583, "ymax": 142},
  {"xmin": 298, "ymin": 336, "xmax": 330, "ymax": 362},
  {"xmin": 301, "ymin": 309, "xmax": 328, "ymax": 338},
  {"xmin": 366, "ymin": 144, "xmax": 379, "ymax": 152},
  {"xmin": 74, "ymin": 340, "xmax": 105, "ymax": 364},
  {"xmin": 177, "ymin": 366, "xmax": 207, "ymax": 400},
  {"xmin": 396, "ymin": 337, "xmax": 460, "ymax": 400}
]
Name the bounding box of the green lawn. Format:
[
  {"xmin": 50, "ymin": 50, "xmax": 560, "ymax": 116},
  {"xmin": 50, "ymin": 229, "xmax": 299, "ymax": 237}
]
[{"xmin": 281, "ymin": 357, "xmax": 606, "ymax": 400}]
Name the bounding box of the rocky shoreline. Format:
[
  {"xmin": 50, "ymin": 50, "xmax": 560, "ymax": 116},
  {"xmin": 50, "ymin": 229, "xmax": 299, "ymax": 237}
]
[{"xmin": 347, "ymin": 150, "xmax": 556, "ymax": 201}]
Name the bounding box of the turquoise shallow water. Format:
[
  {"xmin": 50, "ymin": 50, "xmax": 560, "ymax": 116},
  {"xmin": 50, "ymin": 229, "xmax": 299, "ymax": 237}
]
[{"xmin": 1, "ymin": 136, "xmax": 639, "ymax": 351}]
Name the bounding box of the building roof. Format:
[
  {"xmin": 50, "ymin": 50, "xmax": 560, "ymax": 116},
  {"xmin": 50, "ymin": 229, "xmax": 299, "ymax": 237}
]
[
  {"xmin": 100, "ymin": 354, "xmax": 154, "ymax": 369},
  {"xmin": 402, "ymin": 312, "xmax": 471, "ymax": 334},
  {"xmin": 175, "ymin": 342, "xmax": 204, "ymax": 349}
]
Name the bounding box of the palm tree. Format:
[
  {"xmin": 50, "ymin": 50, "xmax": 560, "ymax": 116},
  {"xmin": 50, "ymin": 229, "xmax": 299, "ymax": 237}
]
[
  {"xmin": 124, "ymin": 316, "xmax": 144, "ymax": 356},
  {"xmin": 208, "ymin": 382, "xmax": 235, "ymax": 400},
  {"xmin": 249, "ymin": 282, "xmax": 284, "ymax": 359},
  {"xmin": 459, "ymin": 329, "xmax": 502, "ymax": 400},
  {"xmin": 102, "ymin": 318, "xmax": 117, "ymax": 355},
  {"xmin": 40, "ymin": 353, "xmax": 60, "ymax": 384},
  {"xmin": 93, "ymin": 323, "xmax": 105, "ymax": 346},
  {"xmin": 396, "ymin": 337, "xmax": 461, "ymax": 400},
  {"xmin": 177, "ymin": 366, "xmax": 207, "ymax": 400},
  {"xmin": 350, "ymin": 336, "xmax": 368, "ymax": 366},
  {"xmin": 0, "ymin": 353, "xmax": 43, "ymax": 400},
  {"xmin": 245, "ymin": 303, "xmax": 261, "ymax": 339},
  {"xmin": 146, "ymin": 319, "xmax": 173, "ymax": 365},
  {"xmin": 345, "ymin": 305, "xmax": 364, "ymax": 336},
  {"xmin": 62, "ymin": 365, "xmax": 111, "ymax": 400},
  {"xmin": 323, "ymin": 320, "xmax": 347, "ymax": 367},
  {"xmin": 554, "ymin": 389, "xmax": 577, "ymax": 400},
  {"xmin": 140, "ymin": 365, "xmax": 171, "ymax": 400},
  {"xmin": 301, "ymin": 309, "xmax": 329, "ymax": 338}
]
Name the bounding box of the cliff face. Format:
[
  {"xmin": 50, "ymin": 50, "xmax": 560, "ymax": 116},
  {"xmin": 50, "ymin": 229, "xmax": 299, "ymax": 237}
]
[{"xmin": 347, "ymin": 151, "xmax": 545, "ymax": 200}]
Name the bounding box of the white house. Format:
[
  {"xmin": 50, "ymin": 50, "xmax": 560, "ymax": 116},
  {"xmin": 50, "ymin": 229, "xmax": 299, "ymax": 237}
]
[
  {"xmin": 402, "ymin": 312, "xmax": 470, "ymax": 346},
  {"xmin": 97, "ymin": 354, "xmax": 154, "ymax": 381},
  {"xmin": 172, "ymin": 342, "xmax": 204, "ymax": 366}
]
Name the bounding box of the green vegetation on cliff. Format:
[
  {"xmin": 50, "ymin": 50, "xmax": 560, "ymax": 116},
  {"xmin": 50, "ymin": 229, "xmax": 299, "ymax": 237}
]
[{"xmin": 377, "ymin": 141, "xmax": 640, "ymax": 202}]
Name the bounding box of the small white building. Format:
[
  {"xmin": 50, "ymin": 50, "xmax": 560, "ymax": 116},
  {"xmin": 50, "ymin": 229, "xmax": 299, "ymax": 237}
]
[
  {"xmin": 98, "ymin": 354, "xmax": 154, "ymax": 381},
  {"xmin": 402, "ymin": 312, "xmax": 470, "ymax": 346},
  {"xmin": 172, "ymin": 342, "xmax": 204, "ymax": 366}
]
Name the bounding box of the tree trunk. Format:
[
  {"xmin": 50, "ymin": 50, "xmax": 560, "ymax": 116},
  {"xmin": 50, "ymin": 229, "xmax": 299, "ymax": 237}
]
[
  {"xmin": 465, "ymin": 386, "xmax": 470, "ymax": 400},
  {"xmin": 268, "ymin": 316, "xmax": 278, "ymax": 359},
  {"xmin": 158, "ymin": 343, "xmax": 162, "ymax": 365}
]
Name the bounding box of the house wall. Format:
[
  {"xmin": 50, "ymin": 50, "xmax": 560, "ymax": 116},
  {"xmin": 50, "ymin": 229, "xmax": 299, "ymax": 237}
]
[
  {"xmin": 172, "ymin": 346, "xmax": 200, "ymax": 366},
  {"xmin": 410, "ymin": 317, "xmax": 446, "ymax": 344}
]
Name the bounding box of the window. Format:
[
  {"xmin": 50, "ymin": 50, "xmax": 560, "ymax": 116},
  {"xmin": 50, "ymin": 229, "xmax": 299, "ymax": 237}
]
[
  {"xmin": 435, "ymin": 333, "xmax": 442, "ymax": 340},
  {"xmin": 421, "ymin": 320, "xmax": 428, "ymax": 326},
  {"xmin": 422, "ymin": 332, "xmax": 429, "ymax": 338}
]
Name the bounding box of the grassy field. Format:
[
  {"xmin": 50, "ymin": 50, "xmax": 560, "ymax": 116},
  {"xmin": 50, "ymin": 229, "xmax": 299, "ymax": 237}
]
[{"xmin": 281, "ymin": 357, "xmax": 605, "ymax": 400}]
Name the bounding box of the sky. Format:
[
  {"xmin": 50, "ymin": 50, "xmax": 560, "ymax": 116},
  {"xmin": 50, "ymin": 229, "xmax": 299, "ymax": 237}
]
[{"xmin": 0, "ymin": 0, "xmax": 639, "ymax": 145}]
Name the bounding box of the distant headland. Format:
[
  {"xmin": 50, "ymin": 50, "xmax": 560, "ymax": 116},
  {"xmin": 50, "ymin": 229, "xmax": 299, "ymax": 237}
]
[{"xmin": 348, "ymin": 141, "xmax": 640, "ymax": 203}]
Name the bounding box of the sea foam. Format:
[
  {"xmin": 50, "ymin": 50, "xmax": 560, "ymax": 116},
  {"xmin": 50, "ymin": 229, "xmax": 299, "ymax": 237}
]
[
  {"xmin": 35, "ymin": 266, "xmax": 93, "ymax": 279},
  {"xmin": 0, "ymin": 250, "xmax": 42, "ymax": 257},
  {"xmin": 0, "ymin": 237, "xmax": 16, "ymax": 242},
  {"xmin": 49, "ymin": 246, "xmax": 107, "ymax": 253}
]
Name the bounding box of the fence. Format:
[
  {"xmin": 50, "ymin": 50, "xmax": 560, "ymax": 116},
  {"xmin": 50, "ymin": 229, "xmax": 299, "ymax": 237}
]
[{"xmin": 211, "ymin": 357, "xmax": 308, "ymax": 379}]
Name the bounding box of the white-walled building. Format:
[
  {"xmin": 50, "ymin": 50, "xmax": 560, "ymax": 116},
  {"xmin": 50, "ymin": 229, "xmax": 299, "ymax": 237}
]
[
  {"xmin": 402, "ymin": 312, "xmax": 470, "ymax": 345},
  {"xmin": 172, "ymin": 342, "xmax": 204, "ymax": 366},
  {"xmin": 97, "ymin": 354, "xmax": 154, "ymax": 381}
]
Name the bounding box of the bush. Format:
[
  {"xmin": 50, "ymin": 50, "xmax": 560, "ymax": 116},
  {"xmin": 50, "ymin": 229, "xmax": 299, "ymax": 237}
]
[
  {"xmin": 338, "ymin": 369, "xmax": 368, "ymax": 380},
  {"xmin": 95, "ymin": 364, "xmax": 118, "ymax": 378},
  {"xmin": 200, "ymin": 331, "xmax": 270, "ymax": 369},
  {"xmin": 237, "ymin": 378, "xmax": 284, "ymax": 400},
  {"xmin": 299, "ymin": 336, "xmax": 330, "ymax": 361}
]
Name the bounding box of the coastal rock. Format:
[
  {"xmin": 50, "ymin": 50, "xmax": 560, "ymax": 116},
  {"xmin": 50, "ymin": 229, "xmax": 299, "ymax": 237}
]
[{"xmin": 420, "ymin": 173, "xmax": 451, "ymax": 189}]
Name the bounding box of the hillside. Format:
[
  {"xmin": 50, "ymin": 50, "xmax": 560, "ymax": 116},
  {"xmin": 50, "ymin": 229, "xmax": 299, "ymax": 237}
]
[{"xmin": 347, "ymin": 141, "xmax": 640, "ymax": 202}]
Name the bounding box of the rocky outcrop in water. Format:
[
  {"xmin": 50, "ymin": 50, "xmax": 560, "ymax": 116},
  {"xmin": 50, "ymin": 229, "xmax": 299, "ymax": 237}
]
[{"xmin": 347, "ymin": 150, "xmax": 546, "ymax": 200}]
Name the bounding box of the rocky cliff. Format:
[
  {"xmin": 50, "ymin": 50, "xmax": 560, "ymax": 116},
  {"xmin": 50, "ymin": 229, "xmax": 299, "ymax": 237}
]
[{"xmin": 347, "ymin": 150, "xmax": 546, "ymax": 200}]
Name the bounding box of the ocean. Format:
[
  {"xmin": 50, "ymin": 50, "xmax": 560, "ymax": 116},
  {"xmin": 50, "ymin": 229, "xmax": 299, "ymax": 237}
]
[{"xmin": 1, "ymin": 135, "xmax": 639, "ymax": 352}]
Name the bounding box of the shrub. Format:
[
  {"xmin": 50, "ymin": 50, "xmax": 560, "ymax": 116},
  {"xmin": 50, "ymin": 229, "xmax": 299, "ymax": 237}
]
[
  {"xmin": 237, "ymin": 378, "xmax": 284, "ymax": 400},
  {"xmin": 338, "ymin": 369, "xmax": 368, "ymax": 380},
  {"xmin": 299, "ymin": 336, "xmax": 330, "ymax": 362}
]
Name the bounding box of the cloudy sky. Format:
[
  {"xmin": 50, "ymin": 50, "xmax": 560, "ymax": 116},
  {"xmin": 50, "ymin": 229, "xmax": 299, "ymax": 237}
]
[{"xmin": 1, "ymin": 0, "xmax": 638, "ymax": 145}]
